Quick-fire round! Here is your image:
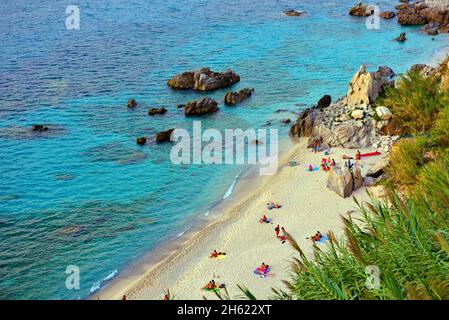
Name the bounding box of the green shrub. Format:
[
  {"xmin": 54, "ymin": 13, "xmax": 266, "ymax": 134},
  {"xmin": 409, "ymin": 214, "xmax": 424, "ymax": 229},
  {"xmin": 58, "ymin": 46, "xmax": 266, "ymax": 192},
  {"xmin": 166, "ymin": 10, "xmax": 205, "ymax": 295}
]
[
  {"xmin": 378, "ymin": 71, "xmax": 449, "ymax": 135},
  {"xmin": 386, "ymin": 137, "xmax": 428, "ymax": 186}
]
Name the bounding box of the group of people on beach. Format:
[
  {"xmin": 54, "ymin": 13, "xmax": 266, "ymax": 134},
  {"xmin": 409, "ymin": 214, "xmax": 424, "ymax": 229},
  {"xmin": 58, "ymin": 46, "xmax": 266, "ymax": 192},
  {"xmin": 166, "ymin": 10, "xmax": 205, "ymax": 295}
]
[
  {"xmin": 321, "ymin": 157, "xmax": 336, "ymax": 172},
  {"xmin": 267, "ymin": 201, "xmax": 282, "ymax": 210},
  {"xmin": 275, "ymin": 225, "xmax": 287, "ymax": 243}
]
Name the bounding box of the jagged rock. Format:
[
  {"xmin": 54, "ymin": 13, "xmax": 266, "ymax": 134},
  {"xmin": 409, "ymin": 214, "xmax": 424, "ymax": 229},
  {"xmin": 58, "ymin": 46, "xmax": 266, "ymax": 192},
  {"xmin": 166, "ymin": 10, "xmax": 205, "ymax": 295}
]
[
  {"xmin": 284, "ymin": 9, "xmax": 303, "ymax": 16},
  {"xmin": 127, "ymin": 99, "xmax": 137, "ymax": 108},
  {"xmin": 148, "ymin": 107, "xmax": 167, "ymax": 115},
  {"xmin": 136, "ymin": 137, "xmax": 146, "ymax": 145},
  {"xmin": 380, "ymin": 11, "xmax": 396, "ymax": 19},
  {"xmin": 289, "ymin": 108, "xmax": 315, "ymax": 138},
  {"xmin": 366, "ymin": 161, "xmax": 387, "ymax": 179},
  {"xmin": 398, "ymin": 8, "xmax": 427, "ymax": 25},
  {"xmin": 376, "ymin": 106, "xmax": 393, "ymax": 120},
  {"xmin": 396, "ymin": 32, "xmax": 407, "ymax": 42},
  {"xmin": 351, "ymin": 109, "xmax": 365, "ymax": 119},
  {"xmin": 184, "ymin": 97, "xmax": 219, "ymax": 116},
  {"xmin": 282, "ymin": 119, "xmax": 292, "ymax": 124},
  {"xmin": 312, "ymin": 120, "xmax": 375, "ymax": 148},
  {"xmin": 224, "ymin": 88, "xmax": 254, "ymax": 105},
  {"xmin": 377, "ymin": 66, "xmax": 395, "ymax": 79},
  {"xmin": 346, "ymin": 65, "xmax": 393, "ymax": 107},
  {"xmin": 317, "ymin": 95, "xmax": 332, "ymax": 109},
  {"xmin": 167, "ymin": 68, "xmax": 240, "ymax": 91},
  {"xmin": 410, "ymin": 63, "xmax": 436, "ymax": 77},
  {"xmin": 156, "ymin": 129, "xmax": 174, "ymax": 143},
  {"xmin": 326, "ymin": 165, "xmax": 364, "ymax": 198},
  {"xmin": 177, "ymin": 104, "xmax": 186, "ymax": 109},
  {"xmin": 349, "ymin": 3, "xmax": 375, "ymax": 16},
  {"xmin": 32, "ymin": 125, "xmax": 48, "ymax": 132}
]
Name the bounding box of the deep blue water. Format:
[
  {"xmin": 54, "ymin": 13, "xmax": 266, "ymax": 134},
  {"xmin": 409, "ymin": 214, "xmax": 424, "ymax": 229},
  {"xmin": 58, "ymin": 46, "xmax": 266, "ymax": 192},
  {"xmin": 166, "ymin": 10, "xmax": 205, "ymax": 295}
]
[{"xmin": 0, "ymin": 0, "xmax": 447, "ymax": 299}]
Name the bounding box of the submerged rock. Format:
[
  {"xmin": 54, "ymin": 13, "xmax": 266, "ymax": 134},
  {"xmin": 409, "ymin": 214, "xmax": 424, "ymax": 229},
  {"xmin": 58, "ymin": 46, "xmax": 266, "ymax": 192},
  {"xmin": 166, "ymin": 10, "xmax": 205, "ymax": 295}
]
[
  {"xmin": 167, "ymin": 68, "xmax": 240, "ymax": 91},
  {"xmin": 136, "ymin": 137, "xmax": 147, "ymax": 145},
  {"xmin": 284, "ymin": 9, "xmax": 303, "ymax": 16},
  {"xmin": 184, "ymin": 97, "xmax": 219, "ymax": 116},
  {"xmin": 224, "ymin": 88, "xmax": 254, "ymax": 105},
  {"xmin": 127, "ymin": 99, "xmax": 137, "ymax": 108},
  {"xmin": 148, "ymin": 107, "xmax": 167, "ymax": 115},
  {"xmin": 32, "ymin": 124, "xmax": 48, "ymax": 132},
  {"xmin": 395, "ymin": 32, "xmax": 407, "ymax": 42}
]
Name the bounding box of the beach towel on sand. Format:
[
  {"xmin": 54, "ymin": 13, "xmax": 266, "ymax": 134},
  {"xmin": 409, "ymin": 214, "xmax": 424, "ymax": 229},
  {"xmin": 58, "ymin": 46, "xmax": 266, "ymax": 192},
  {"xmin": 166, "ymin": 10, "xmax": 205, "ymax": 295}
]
[
  {"xmin": 254, "ymin": 267, "xmax": 273, "ymax": 278},
  {"xmin": 202, "ymin": 284, "xmax": 225, "ymax": 292},
  {"xmin": 305, "ymin": 164, "xmax": 319, "ymax": 172},
  {"xmin": 316, "ymin": 235, "xmax": 328, "ymax": 243},
  {"xmin": 360, "ymin": 151, "xmax": 381, "ymax": 157}
]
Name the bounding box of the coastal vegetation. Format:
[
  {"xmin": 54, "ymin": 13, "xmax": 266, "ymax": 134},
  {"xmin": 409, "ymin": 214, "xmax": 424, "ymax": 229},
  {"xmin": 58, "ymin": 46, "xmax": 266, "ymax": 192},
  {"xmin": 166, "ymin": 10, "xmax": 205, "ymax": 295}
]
[{"xmin": 273, "ymin": 59, "xmax": 449, "ymax": 300}]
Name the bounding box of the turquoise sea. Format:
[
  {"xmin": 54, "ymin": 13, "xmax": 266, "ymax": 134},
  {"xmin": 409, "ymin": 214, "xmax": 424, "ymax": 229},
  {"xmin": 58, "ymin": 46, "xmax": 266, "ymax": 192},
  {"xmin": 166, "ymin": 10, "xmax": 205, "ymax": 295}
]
[{"xmin": 0, "ymin": 0, "xmax": 447, "ymax": 299}]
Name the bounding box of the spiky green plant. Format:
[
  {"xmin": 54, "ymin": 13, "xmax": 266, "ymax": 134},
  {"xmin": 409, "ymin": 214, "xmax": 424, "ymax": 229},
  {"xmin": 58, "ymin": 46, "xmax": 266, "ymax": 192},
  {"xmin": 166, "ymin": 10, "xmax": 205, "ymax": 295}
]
[{"xmin": 270, "ymin": 153, "xmax": 449, "ymax": 300}]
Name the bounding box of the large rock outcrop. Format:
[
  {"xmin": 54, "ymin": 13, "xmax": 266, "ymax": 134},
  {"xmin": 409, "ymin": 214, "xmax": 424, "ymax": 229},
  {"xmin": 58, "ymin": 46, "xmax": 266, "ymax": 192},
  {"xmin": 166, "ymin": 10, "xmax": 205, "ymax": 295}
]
[
  {"xmin": 224, "ymin": 88, "xmax": 254, "ymax": 105},
  {"xmin": 346, "ymin": 65, "xmax": 393, "ymax": 107},
  {"xmin": 289, "ymin": 108, "xmax": 315, "ymax": 138},
  {"xmin": 167, "ymin": 68, "xmax": 240, "ymax": 91},
  {"xmin": 289, "ymin": 65, "xmax": 395, "ymax": 149},
  {"xmin": 184, "ymin": 97, "xmax": 219, "ymax": 116},
  {"xmin": 326, "ymin": 165, "xmax": 364, "ymax": 198},
  {"xmin": 398, "ymin": 1, "xmax": 449, "ymax": 32}
]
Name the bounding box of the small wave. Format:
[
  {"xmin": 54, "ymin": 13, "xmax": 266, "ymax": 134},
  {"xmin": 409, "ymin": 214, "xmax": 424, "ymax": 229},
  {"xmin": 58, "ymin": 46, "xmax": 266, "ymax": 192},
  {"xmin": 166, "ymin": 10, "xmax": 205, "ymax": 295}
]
[
  {"xmin": 177, "ymin": 229, "xmax": 189, "ymax": 237},
  {"xmin": 223, "ymin": 170, "xmax": 242, "ymax": 200},
  {"xmin": 89, "ymin": 269, "xmax": 118, "ymax": 294},
  {"xmin": 204, "ymin": 210, "xmax": 210, "ymax": 216}
]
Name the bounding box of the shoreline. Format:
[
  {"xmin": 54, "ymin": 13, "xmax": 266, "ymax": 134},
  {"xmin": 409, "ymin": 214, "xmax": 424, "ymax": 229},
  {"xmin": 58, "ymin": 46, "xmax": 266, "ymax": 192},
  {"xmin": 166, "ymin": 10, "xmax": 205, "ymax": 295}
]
[
  {"xmin": 92, "ymin": 135, "xmax": 295, "ymax": 300},
  {"xmin": 95, "ymin": 138, "xmax": 384, "ymax": 300}
]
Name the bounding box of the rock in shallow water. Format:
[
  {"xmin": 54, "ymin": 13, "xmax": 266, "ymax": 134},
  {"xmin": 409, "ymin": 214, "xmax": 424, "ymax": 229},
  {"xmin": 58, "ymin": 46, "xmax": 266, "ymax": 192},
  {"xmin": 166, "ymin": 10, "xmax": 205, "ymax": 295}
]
[
  {"xmin": 224, "ymin": 88, "xmax": 254, "ymax": 105},
  {"xmin": 156, "ymin": 129, "xmax": 174, "ymax": 143},
  {"xmin": 167, "ymin": 68, "xmax": 240, "ymax": 91},
  {"xmin": 148, "ymin": 107, "xmax": 167, "ymax": 115},
  {"xmin": 184, "ymin": 97, "xmax": 219, "ymax": 116},
  {"xmin": 349, "ymin": 3, "xmax": 375, "ymax": 17}
]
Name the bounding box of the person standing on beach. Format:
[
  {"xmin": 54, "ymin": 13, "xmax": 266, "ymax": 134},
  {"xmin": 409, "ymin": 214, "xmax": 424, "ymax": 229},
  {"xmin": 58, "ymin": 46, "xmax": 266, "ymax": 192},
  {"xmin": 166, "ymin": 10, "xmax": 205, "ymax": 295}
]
[{"xmin": 275, "ymin": 225, "xmax": 280, "ymax": 238}]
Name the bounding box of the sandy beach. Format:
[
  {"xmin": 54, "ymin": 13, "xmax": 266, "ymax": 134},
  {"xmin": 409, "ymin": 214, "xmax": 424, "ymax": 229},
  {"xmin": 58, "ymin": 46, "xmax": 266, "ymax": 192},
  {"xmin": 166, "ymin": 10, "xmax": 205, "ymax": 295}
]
[{"xmin": 96, "ymin": 138, "xmax": 386, "ymax": 300}]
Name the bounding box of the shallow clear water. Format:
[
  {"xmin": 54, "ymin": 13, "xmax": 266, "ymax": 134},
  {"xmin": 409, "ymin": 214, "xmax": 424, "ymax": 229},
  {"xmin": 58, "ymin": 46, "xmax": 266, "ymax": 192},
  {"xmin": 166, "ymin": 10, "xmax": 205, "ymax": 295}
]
[{"xmin": 0, "ymin": 0, "xmax": 447, "ymax": 299}]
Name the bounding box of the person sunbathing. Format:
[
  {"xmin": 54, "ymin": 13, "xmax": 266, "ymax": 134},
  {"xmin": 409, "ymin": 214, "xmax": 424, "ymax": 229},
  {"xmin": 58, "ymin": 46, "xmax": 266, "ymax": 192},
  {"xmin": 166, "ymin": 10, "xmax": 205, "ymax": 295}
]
[
  {"xmin": 210, "ymin": 250, "xmax": 226, "ymax": 258},
  {"xmin": 311, "ymin": 231, "xmax": 322, "ymax": 242},
  {"xmin": 331, "ymin": 159, "xmax": 336, "ymax": 167},
  {"xmin": 203, "ymin": 280, "xmax": 216, "ymax": 290},
  {"xmin": 259, "ymin": 215, "xmax": 268, "ymax": 223},
  {"xmin": 355, "ymin": 150, "xmax": 361, "ymax": 161},
  {"xmin": 308, "ymin": 164, "xmax": 314, "ymax": 171},
  {"xmin": 210, "ymin": 250, "xmax": 218, "ymax": 258},
  {"xmin": 259, "ymin": 263, "xmax": 269, "ymax": 272}
]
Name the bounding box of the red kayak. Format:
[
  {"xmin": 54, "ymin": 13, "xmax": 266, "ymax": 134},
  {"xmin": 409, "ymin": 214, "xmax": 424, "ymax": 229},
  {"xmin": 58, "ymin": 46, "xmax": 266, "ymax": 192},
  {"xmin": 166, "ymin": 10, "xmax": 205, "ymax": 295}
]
[{"xmin": 360, "ymin": 151, "xmax": 381, "ymax": 157}]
